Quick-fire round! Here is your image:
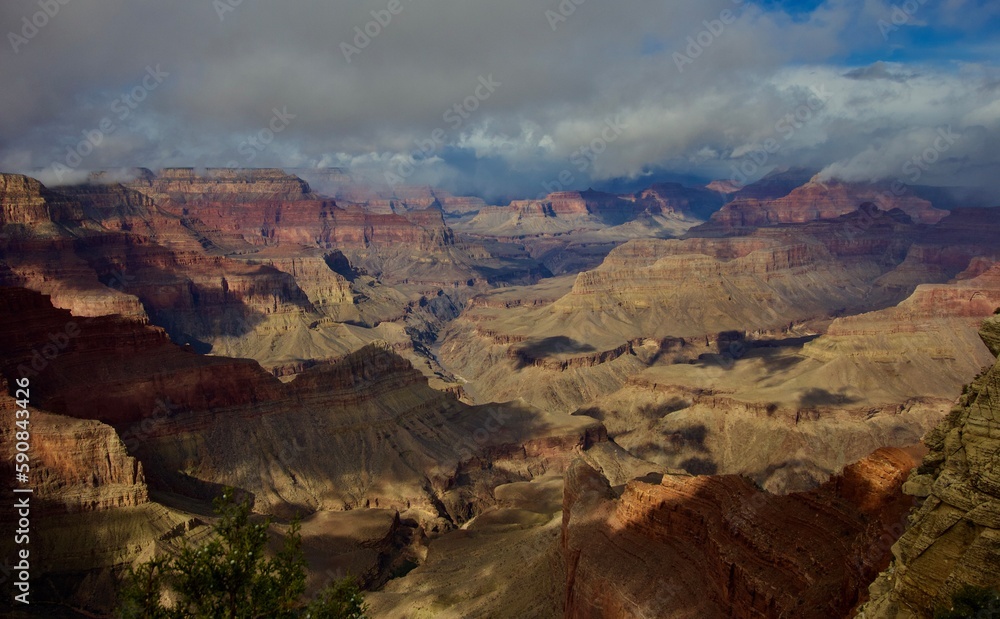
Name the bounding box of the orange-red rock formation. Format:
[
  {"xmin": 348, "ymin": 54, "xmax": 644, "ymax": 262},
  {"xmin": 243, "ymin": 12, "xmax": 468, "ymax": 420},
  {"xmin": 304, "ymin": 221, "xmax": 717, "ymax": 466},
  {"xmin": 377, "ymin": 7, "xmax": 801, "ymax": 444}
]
[
  {"xmin": 704, "ymin": 179, "xmax": 948, "ymax": 232},
  {"xmin": 562, "ymin": 448, "xmax": 919, "ymax": 618}
]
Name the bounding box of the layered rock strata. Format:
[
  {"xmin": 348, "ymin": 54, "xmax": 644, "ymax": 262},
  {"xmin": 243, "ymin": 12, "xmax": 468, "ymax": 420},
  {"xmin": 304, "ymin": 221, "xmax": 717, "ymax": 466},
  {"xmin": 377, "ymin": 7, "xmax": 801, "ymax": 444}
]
[
  {"xmin": 858, "ymin": 316, "xmax": 1000, "ymax": 618},
  {"xmin": 563, "ymin": 448, "xmax": 919, "ymax": 618},
  {"xmin": 704, "ymin": 179, "xmax": 948, "ymax": 231}
]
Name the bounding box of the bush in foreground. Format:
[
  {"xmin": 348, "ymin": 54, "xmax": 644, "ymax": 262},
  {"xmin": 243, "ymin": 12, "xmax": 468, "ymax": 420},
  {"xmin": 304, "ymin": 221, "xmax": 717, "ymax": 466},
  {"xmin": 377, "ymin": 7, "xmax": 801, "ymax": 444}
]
[{"xmin": 119, "ymin": 490, "xmax": 367, "ymax": 619}]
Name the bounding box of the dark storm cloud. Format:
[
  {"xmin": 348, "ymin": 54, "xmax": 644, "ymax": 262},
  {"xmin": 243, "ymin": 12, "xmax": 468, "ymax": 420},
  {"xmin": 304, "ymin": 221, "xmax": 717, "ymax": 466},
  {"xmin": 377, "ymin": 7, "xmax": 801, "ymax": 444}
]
[{"xmin": 1, "ymin": 0, "xmax": 998, "ymax": 198}]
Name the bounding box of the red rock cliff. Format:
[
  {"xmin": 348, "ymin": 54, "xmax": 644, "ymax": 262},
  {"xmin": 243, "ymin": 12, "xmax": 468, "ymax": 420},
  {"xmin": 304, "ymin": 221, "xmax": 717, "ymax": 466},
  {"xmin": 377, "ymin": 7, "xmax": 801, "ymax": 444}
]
[{"xmin": 562, "ymin": 448, "xmax": 918, "ymax": 618}]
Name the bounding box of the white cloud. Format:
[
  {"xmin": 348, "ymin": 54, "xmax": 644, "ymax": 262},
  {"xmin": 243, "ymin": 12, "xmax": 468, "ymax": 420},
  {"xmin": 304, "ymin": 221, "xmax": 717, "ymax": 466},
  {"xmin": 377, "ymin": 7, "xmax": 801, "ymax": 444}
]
[{"xmin": 0, "ymin": 0, "xmax": 996, "ymax": 196}]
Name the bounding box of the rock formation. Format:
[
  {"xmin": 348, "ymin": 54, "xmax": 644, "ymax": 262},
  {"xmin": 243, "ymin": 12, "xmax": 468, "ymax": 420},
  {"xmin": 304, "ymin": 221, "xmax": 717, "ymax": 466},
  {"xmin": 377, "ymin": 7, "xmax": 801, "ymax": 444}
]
[
  {"xmin": 723, "ymin": 167, "xmax": 817, "ymax": 201},
  {"xmin": 0, "ymin": 284, "xmax": 604, "ymax": 613},
  {"xmin": 0, "ymin": 286, "xmax": 599, "ymax": 518},
  {"xmin": 441, "ymin": 207, "xmax": 926, "ymax": 411},
  {"xmin": 702, "ymin": 178, "xmax": 948, "ymax": 233},
  {"xmin": 0, "ymin": 372, "xmax": 199, "ymax": 616},
  {"xmin": 324, "ymin": 182, "xmax": 488, "ymax": 215},
  {"xmin": 858, "ymin": 315, "xmax": 1000, "ymax": 618},
  {"xmin": 126, "ymin": 167, "xmax": 312, "ymax": 202},
  {"xmin": 439, "ymin": 207, "xmax": 1000, "ymax": 495},
  {"xmin": 0, "ymin": 171, "xmax": 549, "ymax": 386},
  {"xmin": 0, "ymin": 377, "xmax": 148, "ymax": 514},
  {"xmin": 0, "ymin": 172, "xmax": 87, "ymax": 229},
  {"xmin": 632, "ymin": 182, "xmax": 727, "ymax": 220},
  {"xmin": 461, "ymin": 188, "xmax": 699, "ymax": 238},
  {"xmin": 2, "ymin": 164, "xmax": 998, "ymax": 618},
  {"xmin": 562, "ymin": 448, "xmax": 919, "ymax": 618}
]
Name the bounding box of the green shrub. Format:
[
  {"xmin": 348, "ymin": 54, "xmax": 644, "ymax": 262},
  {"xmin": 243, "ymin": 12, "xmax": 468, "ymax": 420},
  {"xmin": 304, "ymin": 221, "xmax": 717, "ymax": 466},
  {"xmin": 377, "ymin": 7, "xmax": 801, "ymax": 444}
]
[{"xmin": 119, "ymin": 489, "xmax": 367, "ymax": 619}]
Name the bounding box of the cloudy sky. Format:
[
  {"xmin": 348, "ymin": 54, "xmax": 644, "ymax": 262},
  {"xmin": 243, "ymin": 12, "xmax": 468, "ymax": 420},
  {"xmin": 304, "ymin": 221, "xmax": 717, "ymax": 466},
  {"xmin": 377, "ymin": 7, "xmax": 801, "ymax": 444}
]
[{"xmin": 1, "ymin": 0, "xmax": 999, "ymax": 201}]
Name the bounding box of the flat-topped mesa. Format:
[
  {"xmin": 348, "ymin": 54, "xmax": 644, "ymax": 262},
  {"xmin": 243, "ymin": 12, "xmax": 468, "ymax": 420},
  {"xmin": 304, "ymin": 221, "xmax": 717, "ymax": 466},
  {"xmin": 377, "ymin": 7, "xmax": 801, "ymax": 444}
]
[
  {"xmin": 563, "ymin": 448, "xmax": 919, "ymax": 619},
  {"xmin": 858, "ymin": 314, "xmax": 1000, "ymax": 618},
  {"xmin": 546, "ymin": 189, "xmax": 644, "ymax": 224},
  {"xmin": 500, "ymin": 190, "xmax": 627, "ymax": 218},
  {"xmin": 703, "ymin": 179, "xmax": 948, "ymax": 232},
  {"xmin": 827, "ymin": 263, "xmax": 1000, "ymax": 338},
  {"xmin": 141, "ymin": 191, "xmax": 455, "ymax": 251},
  {"xmin": 126, "ymin": 167, "xmax": 312, "ymax": 202},
  {"xmin": 437, "ymin": 194, "xmax": 488, "ymax": 214},
  {"xmin": 544, "ymin": 190, "xmax": 601, "ymax": 216},
  {"xmin": 116, "ymin": 168, "xmax": 459, "ymax": 251},
  {"xmin": 801, "ymin": 265, "xmax": 1000, "ymax": 405},
  {"xmin": 0, "ymin": 172, "xmax": 87, "ymax": 228}
]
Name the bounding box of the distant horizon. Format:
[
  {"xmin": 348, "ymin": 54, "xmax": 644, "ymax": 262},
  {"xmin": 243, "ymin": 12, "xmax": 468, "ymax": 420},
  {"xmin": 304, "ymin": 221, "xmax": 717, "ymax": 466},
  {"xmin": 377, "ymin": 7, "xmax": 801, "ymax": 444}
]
[
  {"xmin": 3, "ymin": 1, "xmax": 998, "ymax": 201},
  {"xmin": 5, "ymin": 164, "xmax": 998, "ymax": 210}
]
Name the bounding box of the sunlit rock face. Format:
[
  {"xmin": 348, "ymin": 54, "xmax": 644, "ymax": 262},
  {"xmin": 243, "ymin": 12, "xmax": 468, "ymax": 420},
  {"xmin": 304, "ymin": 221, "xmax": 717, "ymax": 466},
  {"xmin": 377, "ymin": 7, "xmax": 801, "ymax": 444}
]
[
  {"xmin": 562, "ymin": 448, "xmax": 918, "ymax": 619},
  {"xmin": 858, "ymin": 315, "xmax": 1000, "ymax": 619}
]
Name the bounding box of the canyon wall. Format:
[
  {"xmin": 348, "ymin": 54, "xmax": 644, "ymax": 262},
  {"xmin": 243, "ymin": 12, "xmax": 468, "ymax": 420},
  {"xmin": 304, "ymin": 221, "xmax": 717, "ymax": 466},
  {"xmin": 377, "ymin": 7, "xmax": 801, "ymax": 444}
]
[
  {"xmin": 858, "ymin": 315, "xmax": 1000, "ymax": 618},
  {"xmin": 563, "ymin": 448, "xmax": 919, "ymax": 618},
  {"xmin": 705, "ymin": 180, "xmax": 948, "ymax": 231}
]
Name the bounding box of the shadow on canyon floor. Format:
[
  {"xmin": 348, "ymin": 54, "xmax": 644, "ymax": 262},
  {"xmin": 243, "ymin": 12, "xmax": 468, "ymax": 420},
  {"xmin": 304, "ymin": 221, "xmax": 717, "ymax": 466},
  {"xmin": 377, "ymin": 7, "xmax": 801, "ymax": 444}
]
[
  {"xmin": 799, "ymin": 387, "xmax": 860, "ymax": 408},
  {"xmin": 510, "ymin": 336, "xmax": 597, "ymax": 369}
]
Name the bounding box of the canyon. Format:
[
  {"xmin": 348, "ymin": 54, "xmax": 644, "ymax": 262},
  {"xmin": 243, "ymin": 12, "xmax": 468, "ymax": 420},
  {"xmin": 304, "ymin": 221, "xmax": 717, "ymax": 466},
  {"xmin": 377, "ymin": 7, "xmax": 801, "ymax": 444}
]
[{"xmin": 1, "ymin": 167, "xmax": 998, "ymax": 618}]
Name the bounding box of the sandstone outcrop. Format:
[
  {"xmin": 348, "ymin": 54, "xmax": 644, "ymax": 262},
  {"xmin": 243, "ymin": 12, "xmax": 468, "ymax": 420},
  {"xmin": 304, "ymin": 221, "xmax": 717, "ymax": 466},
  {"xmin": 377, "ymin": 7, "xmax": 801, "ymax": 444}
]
[
  {"xmin": 0, "ymin": 286, "xmax": 289, "ymax": 425},
  {"xmin": 563, "ymin": 448, "xmax": 919, "ymax": 618},
  {"xmin": 443, "ymin": 203, "xmax": 1000, "ymax": 409},
  {"xmin": 798, "ymin": 262, "xmax": 1000, "ymax": 400},
  {"xmin": 0, "ymin": 377, "xmax": 148, "ymax": 513},
  {"xmin": 0, "ymin": 374, "xmax": 196, "ymax": 616},
  {"xmin": 0, "ymin": 171, "xmax": 551, "ymax": 390},
  {"xmin": 443, "ymin": 208, "xmax": 925, "ymax": 396},
  {"xmin": 124, "ymin": 169, "xmax": 544, "ymax": 290},
  {"xmin": 857, "ymin": 315, "xmax": 1000, "ymax": 618},
  {"xmin": 438, "ymin": 210, "xmax": 1000, "ymax": 500}
]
